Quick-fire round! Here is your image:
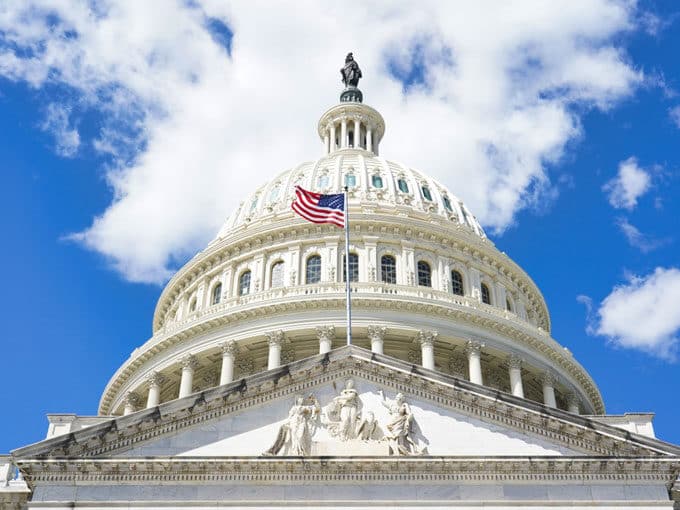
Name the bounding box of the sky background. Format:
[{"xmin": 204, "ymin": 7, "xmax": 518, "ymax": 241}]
[{"xmin": 1, "ymin": 0, "xmax": 679, "ymax": 452}]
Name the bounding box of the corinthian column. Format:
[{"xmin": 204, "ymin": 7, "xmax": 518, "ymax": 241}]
[
  {"xmin": 418, "ymin": 330, "xmax": 438, "ymax": 370},
  {"xmin": 542, "ymin": 371, "xmax": 557, "ymax": 408},
  {"xmin": 145, "ymin": 371, "xmax": 166, "ymax": 408},
  {"xmin": 220, "ymin": 341, "xmax": 237, "ymax": 385},
  {"xmin": 266, "ymin": 330, "xmax": 285, "ymax": 369},
  {"xmin": 316, "ymin": 326, "xmax": 335, "ymax": 354},
  {"xmin": 566, "ymin": 391, "xmax": 581, "ymax": 415},
  {"xmin": 178, "ymin": 354, "xmax": 198, "ymax": 398},
  {"xmin": 367, "ymin": 325, "xmax": 386, "ymax": 354},
  {"xmin": 465, "ymin": 340, "xmax": 484, "ymax": 385},
  {"xmin": 123, "ymin": 392, "xmax": 140, "ymax": 416},
  {"xmin": 507, "ymin": 354, "xmax": 524, "ymax": 398}
]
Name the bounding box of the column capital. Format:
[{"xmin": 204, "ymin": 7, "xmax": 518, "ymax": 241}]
[
  {"xmin": 266, "ymin": 329, "xmax": 285, "ymax": 347},
  {"xmin": 367, "ymin": 325, "xmax": 386, "ymax": 342},
  {"xmin": 123, "ymin": 391, "xmax": 140, "ymax": 408},
  {"xmin": 145, "ymin": 371, "xmax": 167, "ymax": 387},
  {"xmin": 465, "ymin": 339, "xmax": 484, "ymax": 356},
  {"xmin": 220, "ymin": 340, "xmax": 238, "ymax": 357},
  {"xmin": 180, "ymin": 354, "xmax": 199, "ymax": 370},
  {"xmin": 507, "ymin": 353, "xmax": 523, "ymax": 370},
  {"xmin": 417, "ymin": 330, "xmax": 438, "ymax": 347},
  {"xmin": 315, "ymin": 325, "xmax": 336, "ymax": 342},
  {"xmin": 541, "ymin": 370, "xmax": 557, "ymax": 386}
]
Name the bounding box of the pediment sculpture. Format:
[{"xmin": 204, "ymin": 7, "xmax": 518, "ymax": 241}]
[{"xmin": 263, "ymin": 380, "xmax": 427, "ymax": 456}]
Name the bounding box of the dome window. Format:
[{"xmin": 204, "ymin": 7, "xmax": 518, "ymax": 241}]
[
  {"xmin": 442, "ymin": 195, "xmax": 453, "ymax": 212},
  {"xmin": 317, "ymin": 174, "xmax": 329, "ymax": 189},
  {"xmin": 211, "ymin": 283, "xmax": 222, "ymax": 305},
  {"xmin": 343, "ymin": 253, "xmax": 359, "ymax": 282},
  {"xmin": 249, "ymin": 196, "xmax": 259, "ymax": 212},
  {"xmin": 189, "ymin": 296, "xmax": 197, "ymax": 312},
  {"xmin": 397, "ymin": 178, "xmax": 409, "ymax": 193},
  {"xmin": 481, "ymin": 283, "xmax": 491, "ymax": 305},
  {"xmin": 506, "ymin": 298, "xmax": 513, "ymax": 312},
  {"xmin": 421, "ymin": 185, "xmax": 432, "ymax": 201},
  {"xmin": 268, "ymin": 184, "xmax": 280, "ymax": 203},
  {"xmin": 344, "ymin": 173, "xmax": 357, "ymax": 187},
  {"xmin": 305, "ymin": 255, "xmax": 321, "ymax": 284},
  {"xmin": 451, "ymin": 270, "xmax": 464, "ymax": 296},
  {"xmin": 371, "ymin": 174, "xmax": 383, "ymax": 188},
  {"xmin": 380, "ymin": 255, "xmax": 396, "ymax": 284},
  {"xmin": 417, "ymin": 261, "xmax": 431, "ymax": 287},
  {"xmin": 238, "ymin": 271, "xmax": 251, "ymax": 296},
  {"xmin": 271, "ymin": 261, "xmax": 285, "ymax": 288}
]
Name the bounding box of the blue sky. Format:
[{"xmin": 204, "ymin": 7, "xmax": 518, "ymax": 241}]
[{"xmin": 1, "ymin": 1, "xmax": 679, "ymax": 452}]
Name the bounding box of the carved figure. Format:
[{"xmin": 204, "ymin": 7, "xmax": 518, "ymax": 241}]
[
  {"xmin": 379, "ymin": 390, "xmax": 426, "ymax": 455},
  {"xmin": 356, "ymin": 411, "xmax": 380, "ymax": 441},
  {"xmin": 263, "ymin": 395, "xmax": 320, "ymax": 456},
  {"xmin": 325, "ymin": 379, "xmax": 362, "ymax": 440},
  {"xmin": 340, "ymin": 52, "xmax": 362, "ymax": 88}
]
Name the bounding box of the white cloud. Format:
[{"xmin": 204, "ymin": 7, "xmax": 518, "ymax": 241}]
[
  {"xmin": 616, "ymin": 217, "xmax": 668, "ymax": 253},
  {"xmin": 583, "ymin": 268, "xmax": 680, "ymax": 361},
  {"xmin": 603, "ymin": 157, "xmax": 652, "ymax": 210},
  {"xmin": 40, "ymin": 103, "xmax": 80, "ymax": 157},
  {"xmin": 0, "ymin": 0, "xmax": 645, "ymax": 282},
  {"xmin": 670, "ymin": 106, "xmax": 680, "ymax": 128}
]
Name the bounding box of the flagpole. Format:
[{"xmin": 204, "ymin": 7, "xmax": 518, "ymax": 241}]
[{"xmin": 344, "ymin": 186, "xmax": 352, "ymax": 346}]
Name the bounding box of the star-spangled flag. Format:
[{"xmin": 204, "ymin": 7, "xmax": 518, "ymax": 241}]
[{"xmin": 291, "ymin": 185, "xmax": 345, "ymax": 228}]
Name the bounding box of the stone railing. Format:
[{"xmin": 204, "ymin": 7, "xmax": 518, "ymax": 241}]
[{"xmin": 0, "ymin": 455, "xmax": 28, "ymax": 494}]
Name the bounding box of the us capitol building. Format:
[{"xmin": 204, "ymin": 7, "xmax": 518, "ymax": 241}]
[{"xmin": 2, "ymin": 56, "xmax": 679, "ymax": 509}]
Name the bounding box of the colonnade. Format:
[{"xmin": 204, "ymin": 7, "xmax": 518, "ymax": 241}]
[
  {"xmin": 323, "ymin": 117, "xmax": 377, "ymax": 155},
  {"xmin": 120, "ymin": 328, "xmax": 582, "ymax": 417}
]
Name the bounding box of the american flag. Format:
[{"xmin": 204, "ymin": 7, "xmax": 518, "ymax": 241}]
[{"xmin": 291, "ymin": 186, "xmax": 345, "ymax": 228}]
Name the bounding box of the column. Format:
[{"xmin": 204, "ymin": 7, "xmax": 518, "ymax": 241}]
[
  {"xmin": 324, "ymin": 132, "xmax": 330, "ymax": 155},
  {"xmin": 567, "ymin": 391, "xmax": 581, "ymax": 414},
  {"xmin": 353, "ymin": 119, "xmax": 360, "ymax": 148},
  {"xmin": 178, "ymin": 354, "xmax": 198, "ymax": 398},
  {"xmin": 507, "ymin": 354, "xmax": 524, "ymax": 398},
  {"xmin": 542, "ymin": 371, "xmax": 557, "ymax": 408},
  {"xmin": 340, "ymin": 119, "xmax": 347, "ymax": 148},
  {"xmin": 366, "ymin": 127, "xmax": 373, "ymax": 153},
  {"xmin": 330, "ymin": 124, "xmax": 336, "ymax": 152},
  {"xmin": 465, "ymin": 340, "xmax": 484, "ymax": 385},
  {"xmin": 123, "ymin": 392, "xmax": 139, "ymax": 416},
  {"xmin": 316, "ymin": 325, "xmax": 335, "ymax": 354},
  {"xmin": 219, "ymin": 340, "xmax": 237, "ymax": 385},
  {"xmin": 266, "ymin": 330, "xmax": 284, "ymax": 369},
  {"xmin": 145, "ymin": 371, "xmax": 166, "ymax": 408},
  {"xmin": 368, "ymin": 325, "xmax": 386, "ymax": 354},
  {"xmin": 418, "ymin": 330, "xmax": 438, "ymax": 370}
]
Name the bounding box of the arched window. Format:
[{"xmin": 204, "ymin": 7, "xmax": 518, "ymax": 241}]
[
  {"xmin": 268, "ymin": 184, "xmax": 280, "ymax": 203},
  {"xmin": 481, "ymin": 283, "xmax": 491, "ymax": 304},
  {"xmin": 189, "ymin": 296, "xmax": 197, "ymax": 312},
  {"xmin": 417, "ymin": 261, "xmax": 431, "ymax": 287},
  {"xmin": 238, "ymin": 271, "xmax": 251, "ymax": 296},
  {"xmin": 371, "ymin": 174, "xmax": 383, "ymax": 188},
  {"xmin": 381, "ymin": 255, "xmax": 396, "ymax": 284},
  {"xmin": 271, "ymin": 261, "xmax": 284, "ymax": 288},
  {"xmin": 306, "ymin": 255, "xmax": 321, "ymax": 284},
  {"xmin": 442, "ymin": 195, "xmax": 453, "ymax": 212},
  {"xmin": 506, "ymin": 298, "xmax": 513, "ymax": 312},
  {"xmin": 397, "ymin": 178, "xmax": 409, "ymax": 193},
  {"xmin": 345, "ymin": 173, "xmax": 357, "ymax": 187},
  {"xmin": 343, "ymin": 253, "xmax": 359, "ymax": 282},
  {"xmin": 211, "ymin": 283, "xmax": 222, "ymax": 305},
  {"xmin": 317, "ymin": 174, "xmax": 329, "ymax": 188},
  {"xmin": 249, "ymin": 196, "xmax": 259, "ymax": 212},
  {"xmin": 451, "ymin": 270, "xmax": 464, "ymax": 296},
  {"xmin": 421, "ymin": 185, "xmax": 432, "ymax": 201}
]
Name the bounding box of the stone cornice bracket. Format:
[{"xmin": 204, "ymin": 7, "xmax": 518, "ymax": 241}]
[
  {"xmin": 220, "ymin": 340, "xmax": 238, "ymax": 357},
  {"xmin": 145, "ymin": 371, "xmax": 166, "ymax": 387},
  {"xmin": 541, "ymin": 370, "xmax": 557, "ymax": 386},
  {"xmin": 367, "ymin": 325, "xmax": 386, "ymax": 342},
  {"xmin": 507, "ymin": 353, "xmax": 523, "ymax": 370},
  {"xmin": 315, "ymin": 325, "xmax": 336, "ymax": 342},
  {"xmin": 465, "ymin": 339, "xmax": 484, "ymax": 356},
  {"xmin": 417, "ymin": 330, "xmax": 438, "ymax": 347},
  {"xmin": 266, "ymin": 330, "xmax": 285, "ymax": 347},
  {"xmin": 180, "ymin": 354, "xmax": 199, "ymax": 370}
]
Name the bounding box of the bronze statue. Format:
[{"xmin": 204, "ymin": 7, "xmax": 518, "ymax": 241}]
[{"xmin": 340, "ymin": 52, "xmax": 362, "ymax": 88}]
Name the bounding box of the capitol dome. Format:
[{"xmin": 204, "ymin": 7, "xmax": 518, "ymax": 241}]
[{"xmin": 98, "ymin": 83, "xmax": 604, "ymax": 418}]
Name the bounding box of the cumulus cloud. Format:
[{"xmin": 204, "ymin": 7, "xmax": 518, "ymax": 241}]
[
  {"xmin": 670, "ymin": 106, "xmax": 680, "ymax": 128},
  {"xmin": 582, "ymin": 268, "xmax": 680, "ymax": 361},
  {"xmin": 0, "ymin": 1, "xmax": 646, "ymax": 282},
  {"xmin": 616, "ymin": 217, "xmax": 668, "ymax": 253},
  {"xmin": 40, "ymin": 103, "xmax": 80, "ymax": 157},
  {"xmin": 603, "ymin": 157, "xmax": 652, "ymax": 210}
]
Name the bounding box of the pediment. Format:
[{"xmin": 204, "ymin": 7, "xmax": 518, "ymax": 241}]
[{"xmin": 12, "ymin": 346, "xmax": 680, "ymax": 460}]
